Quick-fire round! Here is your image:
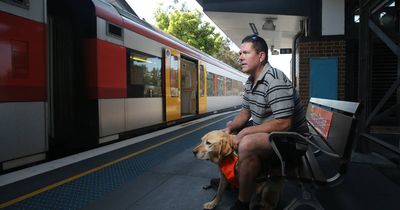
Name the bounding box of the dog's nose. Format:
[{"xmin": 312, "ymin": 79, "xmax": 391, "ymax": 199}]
[{"xmin": 192, "ymin": 149, "xmax": 199, "ymax": 156}]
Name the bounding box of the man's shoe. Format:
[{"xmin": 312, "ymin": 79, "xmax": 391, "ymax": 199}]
[{"xmin": 230, "ymin": 200, "xmax": 249, "ymax": 210}]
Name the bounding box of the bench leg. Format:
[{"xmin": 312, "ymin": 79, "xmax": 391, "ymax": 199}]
[{"xmin": 284, "ymin": 185, "xmax": 324, "ymax": 210}]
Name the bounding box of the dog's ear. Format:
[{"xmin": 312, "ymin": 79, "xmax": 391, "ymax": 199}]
[
  {"xmin": 219, "ymin": 134, "xmax": 233, "ymax": 157},
  {"xmin": 223, "ymin": 134, "xmax": 235, "ymax": 150},
  {"xmin": 228, "ymin": 134, "xmax": 235, "ymax": 147}
]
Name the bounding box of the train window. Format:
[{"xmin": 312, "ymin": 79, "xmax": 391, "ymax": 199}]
[
  {"xmin": 206, "ymin": 72, "xmax": 214, "ymax": 96},
  {"xmin": 107, "ymin": 22, "xmax": 123, "ymax": 39},
  {"xmin": 2, "ymin": 0, "xmax": 29, "ymax": 9},
  {"xmin": 199, "ymin": 65, "xmax": 205, "ymax": 97},
  {"xmin": 127, "ymin": 50, "xmax": 162, "ymax": 98},
  {"xmin": 181, "ymin": 63, "xmax": 192, "ymax": 88},
  {"xmin": 237, "ymin": 80, "xmax": 242, "ymax": 96},
  {"xmin": 232, "ymin": 80, "xmax": 238, "ymax": 96},
  {"xmin": 226, "ymin": 78, "xmax": 232, "ymax": 96},
  {"xmin": 217, "ymin": 75, "xmax": 224, "ymax": 96},
  {"xmin": 232, "ymin": 80, "xmax": 237, "ymax": 96},
  {"xmin": 170, "ymin": 55, "xmax": 179, "ymax": 97}
]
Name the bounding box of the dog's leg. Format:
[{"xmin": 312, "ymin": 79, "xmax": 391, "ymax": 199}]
[{"xmin": 203, "ymin": 173, "xmax": 228, "ymax": 209}]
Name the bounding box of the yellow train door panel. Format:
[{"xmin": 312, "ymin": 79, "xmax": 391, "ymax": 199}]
[
  {"xmin": 198, "ymin": 62, "xmax": 207, "ymax": 114},
  {"xmin": 165, "ymin": 48, "xmax": 181, "ymax": 121}
]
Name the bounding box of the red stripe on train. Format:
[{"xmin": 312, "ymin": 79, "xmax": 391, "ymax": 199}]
[
  {"xmin": 85, "ymin": 39, "xmax": 127, "ymax": 99},
  {"xmin": 0, "ymin": 12, "xmax": 46, "ymax": 102}
]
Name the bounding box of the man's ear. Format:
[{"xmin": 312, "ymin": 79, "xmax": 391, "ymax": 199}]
[{"xmin": 259, "ymin": 51, "xmax": 267, "ymax": 64}]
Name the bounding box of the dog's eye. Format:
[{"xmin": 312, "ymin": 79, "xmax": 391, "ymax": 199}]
[{"xmin": 205, "ymin": 141, "xmax": 211, "ymax": 145}]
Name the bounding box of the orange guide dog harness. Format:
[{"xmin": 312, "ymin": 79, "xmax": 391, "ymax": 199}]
[{"xmin": 219, "ymin": 151, "xmax": 239, "ymax": 187}]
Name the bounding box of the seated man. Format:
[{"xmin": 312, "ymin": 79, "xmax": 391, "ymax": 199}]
[{"xmin": 222, "ymin": 34, "xmax": 308, "ymax": 210}]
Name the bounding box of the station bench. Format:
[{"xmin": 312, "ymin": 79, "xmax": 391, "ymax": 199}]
[{"xmin": 266, "ymin": 97, "xmax": 360, "ymax": 210}]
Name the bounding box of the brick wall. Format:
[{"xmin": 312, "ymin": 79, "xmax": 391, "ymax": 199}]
[{"xmin": 298, "ymin": 40, "xmax": 346, "ymax": 105}]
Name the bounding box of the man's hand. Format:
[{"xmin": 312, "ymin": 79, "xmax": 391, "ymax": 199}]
[
  {"xmin": 221, "ymin": 126, "xmax": 232, "ymax": 134},
  {"xmin": 222, "ymin": 121, "xmax": 233, "ymax": 134},
  {"xmin": 233, "ymin": 127, "xmax": 250, "ymax": 149}
]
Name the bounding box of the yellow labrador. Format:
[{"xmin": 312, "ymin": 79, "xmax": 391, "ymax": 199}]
[
  {"xmin": 193, "ymin": 130, "xmax": 282, "ymax": 210},
  {"xmin": 193, "ymin": 130, "xmax": 235, "ymax": 209}
]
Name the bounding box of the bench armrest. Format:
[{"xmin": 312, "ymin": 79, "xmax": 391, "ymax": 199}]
[
  {"xmin": 270, "ymin": 132, "xmax": 340, "ymax": 158},
  {"xmin": 269, "ymin": 132, "xmax": 340, "ymax": 176}
]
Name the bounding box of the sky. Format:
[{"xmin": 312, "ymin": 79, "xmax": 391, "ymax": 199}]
[
  {"xmin": 125, "ymin": 0, "xmax": 292, "ymax": 78},
  {"xmin": 126, "ymin": 0, "xmax": 201, "ymax": 25}
]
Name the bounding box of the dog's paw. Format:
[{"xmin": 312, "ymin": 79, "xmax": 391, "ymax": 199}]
[{"xmin": 203, "ymin": 201, "xmax": 217, "ymax": 209}]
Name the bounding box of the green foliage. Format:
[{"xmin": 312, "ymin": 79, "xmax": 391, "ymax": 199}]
[
  {"xmin": 155, "ymin": 3, "xmax": 223, "ymax": 56},
  {"xmin": 156, "ymin": 3, "xmax": 241, "ymax": 67},
  {"xmin": 214, "ymin": 38, "xmax": 241, "ymax": 70}
]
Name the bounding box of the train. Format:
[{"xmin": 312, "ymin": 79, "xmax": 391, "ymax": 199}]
[{"xmin": 0, "ymin": 0, "xmax": 247, "ymax": 171}]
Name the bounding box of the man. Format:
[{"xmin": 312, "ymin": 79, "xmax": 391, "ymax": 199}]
[{"xmin": 223, "ymin": 35, "xmax": 308, "ymax": 210}]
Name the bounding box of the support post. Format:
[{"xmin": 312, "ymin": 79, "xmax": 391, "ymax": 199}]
[{"xmin": 357, "ymin": 0, "xmax": 372, "ymax": 152}]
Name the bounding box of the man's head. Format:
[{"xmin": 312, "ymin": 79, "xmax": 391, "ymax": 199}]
[{"xmin": 239, "ymin": 35, "xmax": 269, "ymax": 75}]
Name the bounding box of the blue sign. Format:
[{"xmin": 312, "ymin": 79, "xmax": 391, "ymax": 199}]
[{"xmin": 309, "ymin": 57, "xmax": 338, "ymax": 100}]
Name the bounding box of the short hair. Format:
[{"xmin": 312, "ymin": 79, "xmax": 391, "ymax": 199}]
[{"xmin": 241, "ymin": 34, "xmax": 269, "ymax": 64}]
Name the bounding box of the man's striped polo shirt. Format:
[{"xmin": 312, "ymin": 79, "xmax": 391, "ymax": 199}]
[{"xmin": 242, "ymin": 63, "xmax": 308, "ymax": 134}]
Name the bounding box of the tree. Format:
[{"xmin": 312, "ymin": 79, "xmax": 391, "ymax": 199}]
[
  {"xmin": 214, "ymin": 38, "xmax": 241, "ymax": 70},
  {"xmin": 154, "ymin": 2, "xmax": 224, "ymax": 59}
]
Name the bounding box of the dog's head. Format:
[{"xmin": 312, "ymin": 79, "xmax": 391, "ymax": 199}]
[{"xmin": 192, "ymin": 130, "xmax": 235, "ymax": 164}]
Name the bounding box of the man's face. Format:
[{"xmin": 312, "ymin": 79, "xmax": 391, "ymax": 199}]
[{"xmin": 239, "ymin": 42, "xmax": 265, "ymax": 74}]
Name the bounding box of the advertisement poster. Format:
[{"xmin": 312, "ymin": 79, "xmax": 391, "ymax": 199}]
[{"xmin": 308, "ymin": 105, "xmax": 333, "ymax": 139}]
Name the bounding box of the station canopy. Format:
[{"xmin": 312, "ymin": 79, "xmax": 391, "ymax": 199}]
[{"xmin": 196, "ymin": 0, "xmax": 313, "ymax": 50}]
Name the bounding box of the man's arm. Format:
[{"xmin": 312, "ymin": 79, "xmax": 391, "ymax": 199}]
[
  {"xmin": 231, "ymin": 116, "xmax": 291, "ymax": 149},
  {"xmin": 223, "ymin": 109, "xmax": 251, "ymax": 134},
  {"xmin": 239, "ymin": 116, "xmax": 292, "ymax": 136}
]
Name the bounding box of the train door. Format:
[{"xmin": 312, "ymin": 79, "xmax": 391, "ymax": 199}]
[
  {"xmin": 164, "ymin": 48, "xmax": 181, "ymax": 121},
  {"xmin": 198, "ymin": 62, "xmax": 207, "ymax": 114},
  {"xmin": 48, "ymin": 10, "xmax": 77, "ymax": 153},
  {"xmin": 180, "ymin": 57, "xmax": 198, "ymax": 117},
  {"xmin": 48, "ymin": 0, "xmax": 96, "ymax": 155}
]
